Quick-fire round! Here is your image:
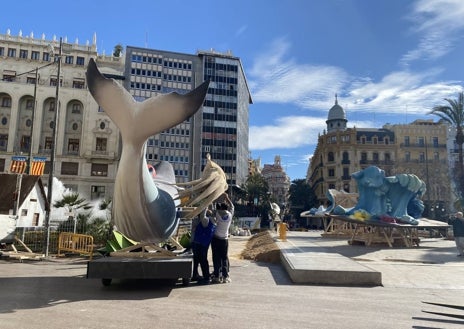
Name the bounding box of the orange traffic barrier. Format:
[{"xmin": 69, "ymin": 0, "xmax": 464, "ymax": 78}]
[{"xmin": 58, "ymin": 232, "xmax": 94, "ymax": 260}]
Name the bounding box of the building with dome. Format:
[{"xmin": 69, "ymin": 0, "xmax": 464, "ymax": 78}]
[
  {"xmin": 326, "ymin": 94, "xmax": 347, "ymax": 133},
  {"xmin": 307, "ymin": 96, "xmax": 451, "ymax": 218}
]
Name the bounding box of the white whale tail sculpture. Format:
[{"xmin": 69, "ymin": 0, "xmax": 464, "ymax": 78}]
[{"xmin": 86, "ymin": 58, "xmax": 209, "ymax": 242}]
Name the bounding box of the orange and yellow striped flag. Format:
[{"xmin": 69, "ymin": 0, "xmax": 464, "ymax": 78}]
[
  {"xmin": 9, "ymin": 156, "xmax": 27, "ymax": 174},
  {"xmin": 30, "ymin": 157, "xmax": 46, "ymax": 176}
]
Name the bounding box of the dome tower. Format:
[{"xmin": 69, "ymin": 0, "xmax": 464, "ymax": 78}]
[{"xmin": 326, "ymin": 94, "xmax": 347, "ymax": 133}]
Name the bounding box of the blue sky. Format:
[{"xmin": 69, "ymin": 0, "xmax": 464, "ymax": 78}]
[{"xmin": 3, "ymin": 0, "xmax": 464, "ymax": 181}]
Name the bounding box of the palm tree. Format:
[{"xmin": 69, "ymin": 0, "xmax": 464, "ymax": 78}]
[
  {"xmin": 429, "ymin": 91, "xmax": 464, "ymax": 198},
  {"xmin": 54, "ymin": 192, "xmax": 92, "ymax": 233}
]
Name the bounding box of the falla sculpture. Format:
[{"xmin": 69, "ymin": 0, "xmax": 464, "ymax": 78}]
[
  {"xmin": 86, "ymin": 58, "xmax": 209, "ymax": 242},
  {"xmin": 332, "ymin": 166, "xmax": 426, "ymax": 225}
]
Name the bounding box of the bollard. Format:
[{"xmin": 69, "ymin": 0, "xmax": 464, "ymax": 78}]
[{"xmin": 279, "ymin": 222, "xmax": 287, "ymax": 241}]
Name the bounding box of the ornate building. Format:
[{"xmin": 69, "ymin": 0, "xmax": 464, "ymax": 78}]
[
  {"xmin": 261, "ymin": 155, "xmax": 290, "ymax": 208},
  {"xmin": 0, "ymin": 31, "xmax": 124, "ymax": 200},
  {"xmin": 307, "ymin": 97, "xmax": 452, "ymax": 218}
]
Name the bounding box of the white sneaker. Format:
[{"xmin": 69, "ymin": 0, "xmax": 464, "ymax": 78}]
[{"xmin": 222, "ymin": 276, "xmax": 231, "ymax": 283}]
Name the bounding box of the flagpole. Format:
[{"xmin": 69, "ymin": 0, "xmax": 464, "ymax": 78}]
[
  {"xmin": 43, "ymin": 37, "xmax": 62, "ymax": 257},
  {"xmin": 27, "ymin": 67, "xmax": 38, "ymax": 174}
]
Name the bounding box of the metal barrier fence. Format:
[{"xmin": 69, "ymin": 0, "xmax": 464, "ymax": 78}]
[
  {"xmin": 13, "ymin": 219, "xmax": 107, "ymax": 255},
  {"xmin": 58, "ymin": 232, "xmax": 94, "ymax": 260}
]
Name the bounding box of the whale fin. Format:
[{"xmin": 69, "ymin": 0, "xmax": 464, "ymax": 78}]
[{"xmin": 86, "ymin": 58, "xmax": 209, "ymax": 145}]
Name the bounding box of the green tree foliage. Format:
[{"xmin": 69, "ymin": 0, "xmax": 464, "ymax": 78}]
[
  {"xmin": 54, "ymin": 192, "xmax": 92, "ymax": 216},
  {"xmin": 243, "ymin": 173, "xmax": 271, "ymax": 221},
  {"xmin": 288, "ymin": 179, "xmax": 318, "ymax": 220},
  {"xmin": 429, "ymin": 92, "xmax": 464, "ymax": 199},
  {"xmin": 113, "ymin": 44, "xmax": 123, "ymax": 57}
]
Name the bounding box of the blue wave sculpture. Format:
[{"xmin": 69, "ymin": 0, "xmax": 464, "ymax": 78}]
[{"xmin": 338, "ymin": 166, "xmax": 426, "ymax": 225}]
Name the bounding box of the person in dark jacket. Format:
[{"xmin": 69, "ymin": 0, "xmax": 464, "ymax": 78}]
[
  {"xmin": 450, "ymin": 212, "xmax": 464, "ymax": 256},
  {"xmin": 192, "ymin": 208, "xmax": 216, "ymax": 284}
]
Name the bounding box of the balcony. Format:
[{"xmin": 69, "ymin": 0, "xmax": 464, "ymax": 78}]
[
  {"xmin": 400, "ymin": 143, "xmax": 447, "ymax": 148},
  {"xmin": 84, "ymin": 150, "xmax": 116, "ymax": 161}
]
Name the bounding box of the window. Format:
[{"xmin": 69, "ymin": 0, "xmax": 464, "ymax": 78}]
[
  {"xmin": 91, "ymin": 163, "xmax": 108, "ymax": 176},
  {"xmin": 343, "ymin": 167, "xmax": 349, "ymax": 178},
  {"xmin": 385, "ymin": 137, "xmax": 389, "ymax": 145},
  {"xmin": 67, "ymin": 139, "xmax": 79, "ymax": 154},
  {"xmin": 49, "ymin": 101, "xmax": 55, "ymax": 111},
  {"xmin": 418, "ymin": 137, "xmax": 425, "ymax": 147},
  {"xmin": 73, "ymin": 80, "xmax": 85, "ymax": 89},
  {"xmin": 26, "ymin": 99, "xmax": 34, "ymax": 109},
  {"xmin": 405, "ymin": 152, "xmax": 410, "ymax": 162},
  {"xmin": 65, "ymin": 55, "xmax": 73, "ymax": 64},
  {"xmin": 0, "ymin": 134, "xmax": 8, "ymax": 151},
  {"xmin": 342, "ymin": 152, "xmax": 349, "ymax": 163},
  {"xmin": 385, "ymin": 153, "xmax": 391, "ymax": 162},
  {"xmin": 432, "ymin": 137, "xmax": 439, "ymax": 147},
  {"xmin": 0, "ymin": 47, "xmax": 4, "ymax": 56},
  {"xmin": 434, "ymin": 152, "xmax": 439, "ymax": 161},
  {"xmin": 72, "ymin": 103, "xmax": 81, "ymax": 113},
  {"xmin": 21, "ymin": 135, "xmax": 30, "ymax": 152},
  {"xmin": 32, "ymin": 213, "xmax": 39, "ymax": 226},
  {"xmin": 91, "ymin": 185, "xmax": 106, "ymax": 200},
  {"xmin": 27, "ymin": 77, "xmax": 36, "ymax": 84},
  {"xmin": 373, "ymin": 137, "xmax": 378, "ymax": 144},
  {"xmin": 31, "ymin": 51, "xmax": 40, "ymax": 60},
  {"xmin": 96, "ymin": 138, "xmax": 107, "ymax": 151},
  {"xmin": 328, "ymin": 152, "xmax": 334, "ymax": 162},
  {"xmin": 19, "ymin": 49, "xmax": 28, "ymax": 59},
  {"xmin": 404, "ymin": 136, "xmax": 410, "ymax": 146},
  {"xmin": 419, "ymin": 152, "xmax": 425, "ymax": 163},
  {"xmin": 76, "ymin": 57, "xmax": 85, "ymax": 65},
  {"xmin": 3, "ymin": 73, "xmax": 15, "ymax": 82},
  {"xmin": 61, "ymin": 162, "xmax": 78, "ymax": 175},
  {"xmin": 2, "ymin": 97, "xmax": 12, "ymax": 107},
  {"xmin": 373, "ymin": 152, "xmax": 379, "ymax": 162},
  {"xmin": 43, "ymin": 52, "xmax": 50, "ymax": 61},
  {"xmin": 361, "ymin": 137, "xmax": 366, "ymax": 144},
  {"xmin": 328, "ymin": 168, "xmax": 335, "ymax": 177},
  {"xmin": 50, "ymin": 77, "xmax": 62, "ymax": 87},
  {"xmin": 7, "ymin": 48, "xmax": 16, "ymax": 57},
  {"xmin": 44, "ymin": 137, "xmax": 53, "ymax": 150},
  {"xmin": 361, "ymin": 152, "xmax": 367, "ymax": 162}
]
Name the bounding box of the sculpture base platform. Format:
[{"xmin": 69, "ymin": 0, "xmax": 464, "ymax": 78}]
[
  {"xmin": 87, "ymin": 256, "xmax": 193, "ymax": 286},
  {"xmin": 329, "ymin": 215, "xmax": 450, "ymax": 247}
]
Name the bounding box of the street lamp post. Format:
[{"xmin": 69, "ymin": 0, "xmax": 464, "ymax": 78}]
[{"xmin": 43, "ymin": 37, "xmax": 62, "ymax": 257}]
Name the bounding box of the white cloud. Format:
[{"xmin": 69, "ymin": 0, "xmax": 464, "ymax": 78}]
[
  {"xmin": 249, "ymin": 116, "xmax": 324, "ymax": 150},
  {"xmin": 401, "ymin": 0, "xmax": 464, "ymax": 64},
  {"xmin": 248, "ymin": 36, "xmax": 462, "ymax": 119},
  {"xmin": 249, "ymin": 116, "xmax": 375, "ymax": 151},
  {"xmin": 249, "ymin": 37, "xmax": 348, "ymax": 107}
]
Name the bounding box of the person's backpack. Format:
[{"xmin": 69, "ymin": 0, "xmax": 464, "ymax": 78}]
[{"xmin": 193, "ymin": 220, "xmax": 216, "ymax": 246}]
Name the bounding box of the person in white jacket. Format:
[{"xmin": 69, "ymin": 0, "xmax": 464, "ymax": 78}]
[{"xmin": 210, "ymin": 193, "xmax": 234, "ymax": 283}]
